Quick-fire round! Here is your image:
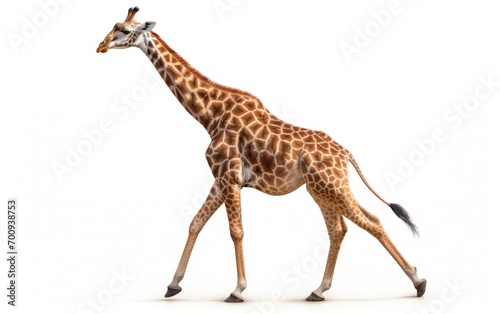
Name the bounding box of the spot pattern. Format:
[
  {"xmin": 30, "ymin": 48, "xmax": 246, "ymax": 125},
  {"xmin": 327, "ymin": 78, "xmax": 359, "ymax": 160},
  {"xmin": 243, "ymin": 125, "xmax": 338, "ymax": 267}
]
[
  {"xmin": 141, "ymin": 31, "xmax": 424, "ymax": 301},
  {"xmin": 98, "ymin": 8, "xmax": 426, "ymax": 301}
]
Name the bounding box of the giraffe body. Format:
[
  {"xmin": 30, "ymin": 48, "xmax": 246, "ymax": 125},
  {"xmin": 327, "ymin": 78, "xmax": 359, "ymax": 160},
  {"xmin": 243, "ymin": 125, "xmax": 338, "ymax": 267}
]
[{"xmin": 97, "ymin": 7, "xmax": 426, "ymax": 302}]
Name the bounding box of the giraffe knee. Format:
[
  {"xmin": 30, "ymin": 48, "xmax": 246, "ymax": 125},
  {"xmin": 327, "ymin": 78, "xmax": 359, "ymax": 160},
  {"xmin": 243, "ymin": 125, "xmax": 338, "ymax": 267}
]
[
  {"xmin": 189, "ymin": 218, "xmax": 204, "ymax": 234},
  {"xmin": 327, "ymin": 218, "xmax": 348, "ymax": 242},
  {"xmin": 367, "ymin": 214, "xmax": 381, "ymax": 225},
  {"xmin": 364, "ymin": 220, "xmax": 385, "ymax": 238},
  {"xmin": 342, "ymin": 209, "xmax": 384, "ymax": 238},
  {"xmin": 340, "ymin": 219, "xmax": 348, "ymax": 236},
  {"xmin": 330, "ymin": 224, "xmax": 347, "ymax": 239},
  {"xmin": 229, "ymin": 227, "xmax": 244, "ymax": 242},
  {"xmin": 340, "ymin": 227, "xmax": 348, "ymax": 240}
]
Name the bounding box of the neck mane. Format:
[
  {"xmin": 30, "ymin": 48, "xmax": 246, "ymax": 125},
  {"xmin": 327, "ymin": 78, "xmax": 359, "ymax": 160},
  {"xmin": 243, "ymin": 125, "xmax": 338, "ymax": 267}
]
[{"xmin": 140, "ymin": 31, "xmax": 261, "ymax": 130}]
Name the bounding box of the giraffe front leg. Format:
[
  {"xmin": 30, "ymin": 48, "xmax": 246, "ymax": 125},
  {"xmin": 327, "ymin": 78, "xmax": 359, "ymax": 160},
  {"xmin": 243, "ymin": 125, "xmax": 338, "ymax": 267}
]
[
  {"xmin": 222, "ymin": 183, "xmax": 247, "ymax": 303},
  {"xmin": 164, "ymin": 184, "xmax": 223, "ymax": 298}
]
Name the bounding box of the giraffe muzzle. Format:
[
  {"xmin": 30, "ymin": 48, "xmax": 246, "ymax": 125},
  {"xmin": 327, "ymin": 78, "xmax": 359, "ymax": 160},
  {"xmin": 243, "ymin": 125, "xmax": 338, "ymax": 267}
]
[{"xmin": 96, "ymin": 42, "xmax": 110, "ymax": 53}]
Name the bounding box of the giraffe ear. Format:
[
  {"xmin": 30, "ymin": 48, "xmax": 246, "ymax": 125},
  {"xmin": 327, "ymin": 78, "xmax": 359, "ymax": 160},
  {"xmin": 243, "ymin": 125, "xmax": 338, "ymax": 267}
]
[{"xmin": 140, "ymin": 21, "xmax": 156, "ymax": 33}]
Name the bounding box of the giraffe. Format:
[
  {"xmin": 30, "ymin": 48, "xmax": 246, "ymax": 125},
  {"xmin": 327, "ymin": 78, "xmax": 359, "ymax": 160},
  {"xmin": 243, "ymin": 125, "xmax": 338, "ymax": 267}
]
[{"xmin": 96, "ymin": 7, "xmax": 427, "ymax": 302}]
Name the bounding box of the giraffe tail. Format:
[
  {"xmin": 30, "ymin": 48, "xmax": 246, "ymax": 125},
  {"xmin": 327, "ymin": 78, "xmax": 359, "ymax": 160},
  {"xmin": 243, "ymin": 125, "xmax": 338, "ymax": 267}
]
[{"xmin": 348, "ymin": 154, "xmax": 419, "ymax": 237}]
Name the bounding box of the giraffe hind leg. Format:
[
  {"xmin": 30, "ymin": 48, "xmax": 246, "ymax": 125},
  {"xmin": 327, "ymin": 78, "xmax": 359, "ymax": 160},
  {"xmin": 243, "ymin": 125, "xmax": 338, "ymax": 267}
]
[
  {"xmin": 341, "ymin": 198, "xmax": 426, "ymax": 297},
  {"xmin": 303, "ymin": 185, "xmax": 348, "ymax": 301},
  {"xmin": 306, "ymin": 205, "xmax": 348, "ymax": 301}
]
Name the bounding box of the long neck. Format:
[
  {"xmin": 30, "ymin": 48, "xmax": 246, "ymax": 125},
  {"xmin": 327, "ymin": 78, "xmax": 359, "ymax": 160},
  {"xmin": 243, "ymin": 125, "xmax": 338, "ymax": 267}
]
[{"xmin": 139, "ymin": 31, "xmax": 218, "ymax": 129}]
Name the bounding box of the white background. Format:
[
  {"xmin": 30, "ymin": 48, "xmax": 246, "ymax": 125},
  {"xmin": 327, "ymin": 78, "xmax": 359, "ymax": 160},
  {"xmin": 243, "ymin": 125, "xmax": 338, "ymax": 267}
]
[{"xmin": 1, "ymin": 0, "xmax": 499, "ymax": 313}]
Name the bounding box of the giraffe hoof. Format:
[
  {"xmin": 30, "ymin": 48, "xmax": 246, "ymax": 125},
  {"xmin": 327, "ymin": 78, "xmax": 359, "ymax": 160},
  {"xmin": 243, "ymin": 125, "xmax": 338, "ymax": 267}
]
[
  {"xmin": 164, "ymin": 285, "xmax": 182, "ymax": 298},
  {"xmin": 224, "ymin": 293, "xmax": 244, "ymax": 303},
  {"xmin": 306, "ymin": 292, "xmax": 325, "ymax": 302},
  {"xmin": 416, "ymin": 279, "xmax": 427, "ymax": 297}
]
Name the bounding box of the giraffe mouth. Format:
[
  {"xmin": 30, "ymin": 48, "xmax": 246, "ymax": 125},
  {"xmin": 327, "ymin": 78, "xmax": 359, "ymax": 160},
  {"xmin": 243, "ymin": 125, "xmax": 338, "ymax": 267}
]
[
  {"xmin": 96, "ymin": 46, "xmax": 109, "ymax": 53},
  {"xmin": 96, "ymin": 42, "xmax": 110, "ymax": 53}
]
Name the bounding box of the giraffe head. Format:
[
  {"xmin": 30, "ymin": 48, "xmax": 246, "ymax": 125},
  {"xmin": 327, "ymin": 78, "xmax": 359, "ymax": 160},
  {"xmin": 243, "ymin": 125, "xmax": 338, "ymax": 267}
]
[{"xmin": 96, "ymin": 7, "xmax": 156, "ymax": 53}]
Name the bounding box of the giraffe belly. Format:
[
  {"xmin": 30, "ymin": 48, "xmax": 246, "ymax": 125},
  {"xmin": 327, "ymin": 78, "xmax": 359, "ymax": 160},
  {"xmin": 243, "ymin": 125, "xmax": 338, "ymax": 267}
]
[{"xmin": 242, "ymin": 162, "xmax": 305, "ymax": 196}]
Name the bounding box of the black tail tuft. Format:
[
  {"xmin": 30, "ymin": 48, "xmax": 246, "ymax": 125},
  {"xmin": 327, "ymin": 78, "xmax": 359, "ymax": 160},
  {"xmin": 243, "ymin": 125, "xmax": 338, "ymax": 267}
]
[{"xmin": 389, "ymin": 203, "xmax": 419, "ymax": 237}]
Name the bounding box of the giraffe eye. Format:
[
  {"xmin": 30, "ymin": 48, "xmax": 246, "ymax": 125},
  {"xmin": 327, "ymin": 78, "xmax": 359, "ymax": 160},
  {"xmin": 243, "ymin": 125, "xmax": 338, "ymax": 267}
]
[{"xmin": 122, "ymin": 29, "xmax": 131, "ymax": 35}]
